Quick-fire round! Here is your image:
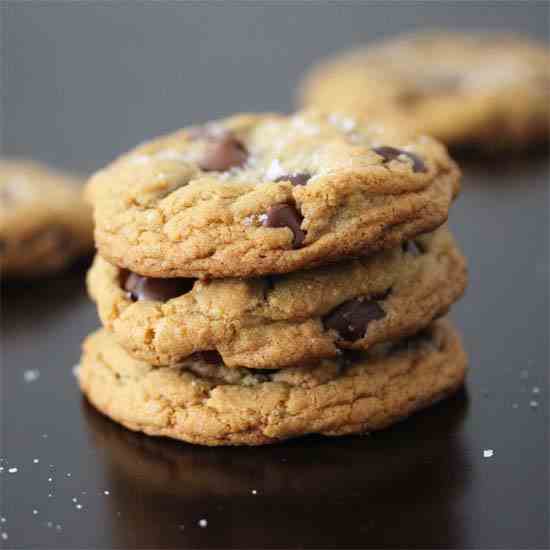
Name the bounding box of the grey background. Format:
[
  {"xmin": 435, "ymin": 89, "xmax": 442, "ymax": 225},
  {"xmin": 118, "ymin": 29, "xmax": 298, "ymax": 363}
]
[
  {"xmin": 2, "ymin": 1, "xmax": 549, "ymax": 172},
  {"xmin": 1, "ymin": 2, "xmax": 549, "ymax": 549}
]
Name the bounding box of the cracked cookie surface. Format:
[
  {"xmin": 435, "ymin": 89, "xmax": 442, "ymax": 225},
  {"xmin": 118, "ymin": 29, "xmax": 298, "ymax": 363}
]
[
  {"xmin": 300, "ymin": 32, "xmax": 550, "ymax": 151},
  {"xmin": 86, "ymin": 110, "xmax": 460, "ymax": 278},
  {"xmin": 77, "ymin": 319, "xmax": 467, "ymax": 446},
  {"xmin": 88, "ymin": 226, "xmax": 466, "ymax": 369},
  {"xmin": 0, "ymin": 159, "xmax": 93, "ymax": 277}
]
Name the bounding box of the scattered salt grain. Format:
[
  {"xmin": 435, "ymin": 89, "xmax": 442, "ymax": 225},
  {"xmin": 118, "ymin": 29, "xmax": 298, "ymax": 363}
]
[
  {"xmin": 8, "ymin": 467, "xmax": 18, "ymax": 474},
  {"xmin": 48, "ymin": 478, "xmax": 53, "ymax": 483},
  {"xmin": 103, "ymin": 490, "xmax": 110, "ymax": 496},
  {"xmin": 483, "ymin": 449, "xmax": 494, "ymax": 458},
  {"xmin": 265, "ymin": 159, "xmax": 285, "ymax": 181},
  {"xmin": 530, "ymin": 400, "xmax": 539, "ymax": 408},
  {"xmin": 66, "ymin": 473, "xmax": 72, "ymax": 478},
  {"xmin": 198, "ymin": 519, "xmax": 208, "ymax": 528},
  {"xmin": 1, "ymin": 532, "xmax": 7, "ymax": 540},
  {"xmin": 251, "ymin": 489, "xmax": 258, "ymax": 495},
  {"xmin": 32, "ymin": 510, "xmax": 38, "ymax": 515},
  {"xmin": 532, "ymin": 386, "xmax": 540, "ymax": 394},
  {"xmin": 23, "ymin": 369, "xmax": 40, "ymax": 383},
  {"xmin": 33, "ymin": 458, "xmax": 39, "ymax": 464},
  {"xmin": 0, "ymin": 517, "xmax": 5, "ymax": 523},
  {"xmin": 46, "ymin": 521, "xmax": 53, "ymax": 528},
  {"xmin": 75, "ymin": 504, "xmax": 83, "ymax": 510},
  {"xmin": 55, "ymin": 524, "xmax": 62, "ymax": 531}
]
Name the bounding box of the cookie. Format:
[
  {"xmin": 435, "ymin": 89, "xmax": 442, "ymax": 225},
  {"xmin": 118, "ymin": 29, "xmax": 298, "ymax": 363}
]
[
  {"xmin": 300, "ymin": 32, "xmax": 550, "ymax": 150},
  {"xmin": 0, "ymin": 159, "xmax": 94, "ymax": 277},
  {"xmin": 88, "ymin": 225, "xmax": 466, "ymax": 369},
  {"xmin": 86, "ymin": 110, "xmax": 460, "ymax": 278},
  {"xmin": 78, "ymin": 319, "xmax": 467, "ymax": 446}
]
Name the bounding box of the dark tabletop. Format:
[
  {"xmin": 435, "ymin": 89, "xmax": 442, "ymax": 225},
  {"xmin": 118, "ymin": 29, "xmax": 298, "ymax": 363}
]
[{"xmin": 1, "ymin": 3, "xmax": 549, "ymax": 549}]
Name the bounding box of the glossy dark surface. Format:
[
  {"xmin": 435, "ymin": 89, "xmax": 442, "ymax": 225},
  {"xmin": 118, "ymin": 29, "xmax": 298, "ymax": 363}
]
[
  {"xmin": 2, "ymin": 154, "xmax": 548, "ymax": 550},
  {"xmin": 2, "ymin": 3, "xmax": 549, "ymax": 549}
]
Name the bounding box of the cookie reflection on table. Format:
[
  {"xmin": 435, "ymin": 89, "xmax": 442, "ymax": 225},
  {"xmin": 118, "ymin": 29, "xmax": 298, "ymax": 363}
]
[{"xmin": 82, "ymin": 391, "xmax": 470, "ymax": 548}]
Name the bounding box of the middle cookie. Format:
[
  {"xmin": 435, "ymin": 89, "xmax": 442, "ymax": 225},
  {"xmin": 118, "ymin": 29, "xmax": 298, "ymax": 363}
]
[{"xmin": 88, "ymin": 225, "xmax": 466, "ymax": 370}]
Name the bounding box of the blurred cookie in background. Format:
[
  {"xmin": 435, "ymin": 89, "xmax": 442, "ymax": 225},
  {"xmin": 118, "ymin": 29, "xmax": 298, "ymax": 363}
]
[
  {"xmin": 299, "ymin": 31, "xmax": 550, "ymax": 153},
  {"xmin": 0, "ymin": 159, "xmax": 94, "ymax": 278}
]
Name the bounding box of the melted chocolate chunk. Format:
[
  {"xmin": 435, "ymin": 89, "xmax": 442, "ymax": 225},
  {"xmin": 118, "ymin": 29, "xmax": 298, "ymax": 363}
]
[
  {"xmin": 191, "ymin": 350, "xmax": 223, "ymax": 365},
  {"xmin": 274, "ymin": 173, "xmax": 311, "ymax": 186},
  {"xmin": 198, "ymin": 134, "xmax": 248, "ymax": 172},
  {"xmin": 124, "ymin": 272, "xmax": 195, "ymax": 302},
  {"xmin": 263, "ymin": 203, "xmax": 306, "ymax": 248},
  {"xmin": 373, "ymin": 146, "xmax": 427, "ymax": 173},
  {"xmin": 323, "ymin": 297, "xmax": 386, "ymax": 341},
  {"xmin": 401, "ymin": 240, "xmax": 425, "ymax": 256}
]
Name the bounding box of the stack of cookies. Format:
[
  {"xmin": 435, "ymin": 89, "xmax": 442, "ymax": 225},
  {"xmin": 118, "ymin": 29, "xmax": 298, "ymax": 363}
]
[{"xmin": 78, "ymin": 110, "xmax": 468, "ymax": 446}]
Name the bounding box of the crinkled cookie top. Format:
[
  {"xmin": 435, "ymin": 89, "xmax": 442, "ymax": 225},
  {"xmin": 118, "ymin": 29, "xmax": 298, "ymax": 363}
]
[{"xmin": 87, "ymin": 110, "xmax": 459, "ymax": 278}]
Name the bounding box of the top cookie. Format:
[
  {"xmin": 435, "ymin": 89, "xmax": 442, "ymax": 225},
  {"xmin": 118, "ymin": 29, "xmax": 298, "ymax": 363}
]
[
  {"xmin": 0, "ymin": 159, "xmax": 93, "ymax": 277},
  {"xmin": 300, "ymin": 32, "xmax": 550, "ymax": 150},
  {"xmin": 86, "ymin": 110, "xmax": 459, "ymax": 278}
]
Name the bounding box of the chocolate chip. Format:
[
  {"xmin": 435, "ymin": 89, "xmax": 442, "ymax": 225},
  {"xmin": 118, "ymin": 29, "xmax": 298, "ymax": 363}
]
[
  {"xmin": 262, "ymin": 203, "xmax": 305, "ymax": 248},
  {"xmin": 198, "ymin": 134, "xmax": 248, "ymax": 172},
  {"xmin": 124, "ymin": 272, "xmax": 195, "ymax": 302},
  {"xmin": 373, "ymin": 146, "xmax": 427, "ymax": 173},
  {"xmin": 0, "ymin": 239, "xmax": 7, "ymax": 255},
  {"xmin": 401, "ymin": 240, "xmax": 425, "ymax": 256},
  {"xmin": 274, "ymin": 173, "xmax": 311, "ymax": 186},
  {"xmin": 191, "ymin": 350, "xmax": 223, "ymax": 364},
  {"xmin": 323, "ymin": 297, "xmax": 386, "ymax": 341}
]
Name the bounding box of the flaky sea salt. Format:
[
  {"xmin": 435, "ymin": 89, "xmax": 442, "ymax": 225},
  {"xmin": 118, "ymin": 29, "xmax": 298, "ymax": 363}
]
[
  {"xmin": 23, "ymin": 369, "xmax": 40, "ymax": 383},
  {"xmin": 72, "ymin": 364, "xmax": 81, "ymax": 379},
  {"xmin": 265, "ymin": 159, "xmax": 285, "ymax": 181}
]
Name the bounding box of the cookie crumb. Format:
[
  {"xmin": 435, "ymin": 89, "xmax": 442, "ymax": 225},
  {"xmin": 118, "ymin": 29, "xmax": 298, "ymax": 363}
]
[{"xmin": 483, "ymin": 449, "xmax": 494, "ymax": 458}]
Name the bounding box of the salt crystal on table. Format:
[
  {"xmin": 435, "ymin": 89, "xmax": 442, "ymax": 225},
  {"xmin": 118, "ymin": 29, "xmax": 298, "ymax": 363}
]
[{"xmin": 23, "ymin": 369, "xmax": 40, "ymax": 382}]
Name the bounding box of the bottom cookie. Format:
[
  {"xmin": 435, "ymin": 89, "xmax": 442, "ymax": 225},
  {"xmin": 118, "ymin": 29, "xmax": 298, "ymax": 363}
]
[{"xmin": 77, "ymin": 320, "xmax": 467, "ymax": 446}]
